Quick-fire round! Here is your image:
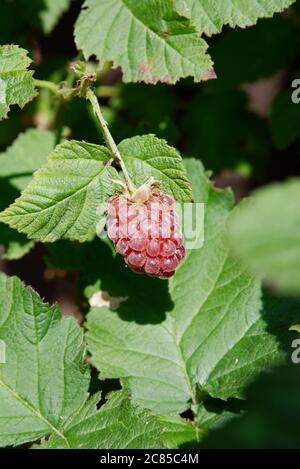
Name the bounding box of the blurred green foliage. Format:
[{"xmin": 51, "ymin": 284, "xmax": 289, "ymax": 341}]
[{"xmin": 201, "ymin": 360, "xmax": 300, "ymax": 449}]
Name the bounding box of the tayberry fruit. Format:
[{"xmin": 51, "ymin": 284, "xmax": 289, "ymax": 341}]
[{"xmin": 106, "ymin": 185, "xmax": 185, "ymax": 280}]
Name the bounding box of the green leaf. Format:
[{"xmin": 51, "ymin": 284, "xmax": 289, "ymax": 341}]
[
  {"xmin": 0, "ymin": 273, "xmax": 167, "ymax": 449},
  {"xmin": 160, "ymin": 416, "xmax": 198, "ymax": 448},
  {"xmin": 0, "ymin": 128, "xmax": 56, "ymax": 191},
  {"xmin": 0, "ymin": 128, "xmax": 56, "ymax": 259},
  {"xmin": 196, "ymin": 398, "xmax": 244, "ymax": 436},
  {"xmin": 227, "ymin": 179, "xmax": 300, "ymax": 294},
  {"xmin": 109, "ymin": 83, "xmax": 180, "ymax": 143},
  {"xmin": 39, "ymin": 390, "xmax": 166, "ymax": 449},
  {"xmin": 174, "ymin": 0, "xmax": 295, "ymax": 36},
  {"xmin": 118, "ymin": 134, "xmax": 193, "ymax": 202},
  {"xmin": 0, "ymin": 140, "xmax": 117, "ymax": 242},
  {"xmin": 0, "ymin": 44, "xmax": 37, "ymax": 121},
  {"xmin": 74, "ymin": 0, "xmax": 214, "ymax": 84},
  {"xmin": 85, "ymin": 159, "xmax": 296, "ymax": 416},
  {"xmin": 0, "ymin": 272, "xmax": 90, "ymax": 447},
  {"xmin": 201, "ymin": 361, "xmax": 300, "ymax": 448}
]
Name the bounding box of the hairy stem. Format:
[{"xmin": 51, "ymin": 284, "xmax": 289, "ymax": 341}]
[{"xmin": 86, "ymin": 88, "xmax": 135, "ymax": 193}]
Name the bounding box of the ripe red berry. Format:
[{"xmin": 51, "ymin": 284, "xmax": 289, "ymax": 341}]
[{"xmin": 106, "ymin": 189, "xmax": 185, "ymax": 280}]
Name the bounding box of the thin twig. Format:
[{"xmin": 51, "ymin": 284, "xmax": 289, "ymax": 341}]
[{"xmin": 86, "ymin": 88, "xmax": 135, "ymax": 193}]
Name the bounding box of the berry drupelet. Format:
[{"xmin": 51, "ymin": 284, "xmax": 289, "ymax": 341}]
[{"xmin": 106, "ymin": 186, "xmax": 185, "ymax": 280}]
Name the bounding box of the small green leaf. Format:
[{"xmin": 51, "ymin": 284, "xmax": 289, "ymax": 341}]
[
  {"xmin": 118, "ymin": 134, "xmax": 193, "ymax": 202},
  {"xmin": 0, "ymin": 140, "xmax": 117, "ymax": 242},
  {"xmin": 0, "ymin": 44, "xmax": 37, "ymax": 120},
  {"xmin": 174, "ymin": 0, "xmax": 296, "ymax": 36},
  {"xmin": 74, "ymin": 0, "xmax": 214, "ymax": 84},
  {"xmin": 227, "ymin": 179, "xmax": 300, "ymax": 294}
]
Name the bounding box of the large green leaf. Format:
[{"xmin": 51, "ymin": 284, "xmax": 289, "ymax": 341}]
[
  {"xmin": 0, "ymin": 44, "xmax": 37, "ymax": 120},
  {"xmin": 0, "ymin": 273, "xmax": 167, "ymax": 449},
  {"xmin": 0, "ymin": 273, "xmax": 90, "ymax": 447},
  {"xmin": 227, "ymin": 179, "xmax": 300, "ymax": 294},
  {"xmin": 74, "ymin": 0, "xmax": 214, "ymax": 84},
  {"xmin": 119, "ymin": 134, "xmax": 193, "ymax": 202},
  {"xmin": 85, "ymin": 159, "xmax": 296, "ymax": 415},
  {"xmin": 174, "ymin": 0, "xmax": 295, "ymax": 35},
  {"xmin": 270, "ymin": 88, "xmax": 300, "ymax": 149},
  {"xmin": 0, "ymin": 140, "xmax": 117, "ymax": 242},
  {"xmin": 0, "ymin": 1, "xmax": 71, "ymax": 42}
]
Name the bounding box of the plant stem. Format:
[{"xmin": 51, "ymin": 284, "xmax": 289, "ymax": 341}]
[
  {"xmin": 34, "ymin": 79, "xmax": 62, "ymax": 97},
  {"xmin": 86, "ymin": 88, "xmax": 135, "ymax": 193}
]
